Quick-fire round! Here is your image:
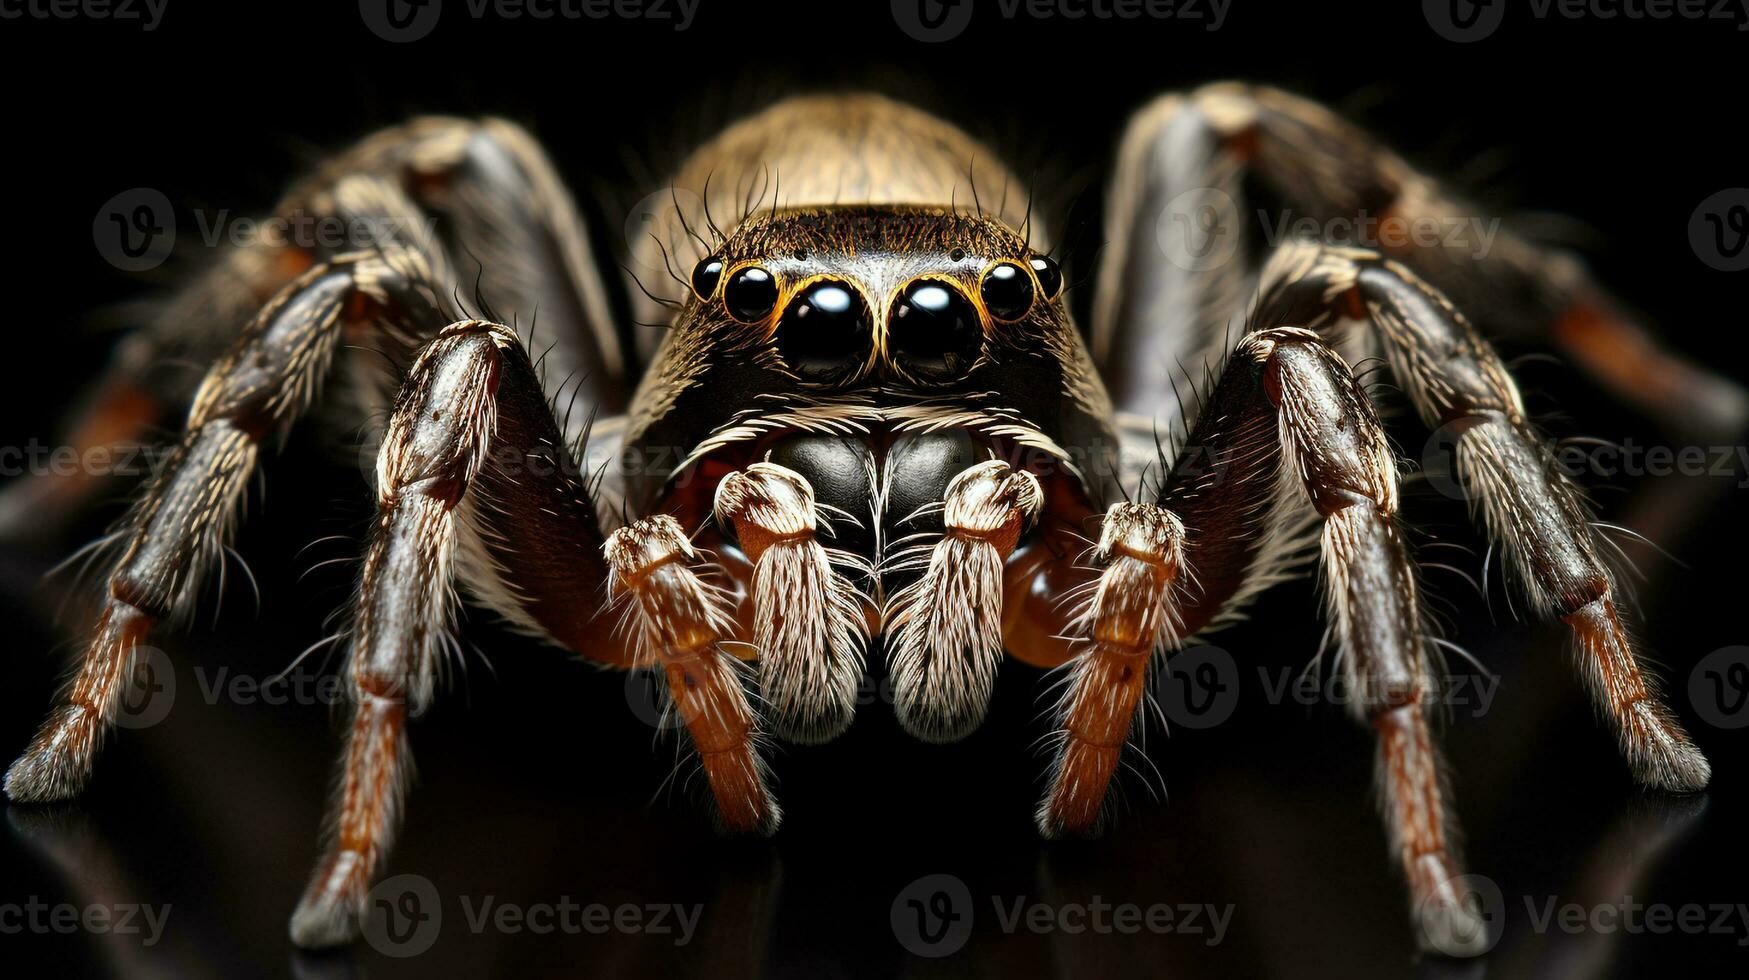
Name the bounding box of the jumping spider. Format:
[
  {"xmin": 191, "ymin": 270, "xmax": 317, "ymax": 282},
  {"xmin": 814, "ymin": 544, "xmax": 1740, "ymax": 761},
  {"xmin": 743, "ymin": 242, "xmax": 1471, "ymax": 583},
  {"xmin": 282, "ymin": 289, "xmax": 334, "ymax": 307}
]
[{"xmin": 5, "ymin": 86, "xmax": 1736, "ymax": 954}]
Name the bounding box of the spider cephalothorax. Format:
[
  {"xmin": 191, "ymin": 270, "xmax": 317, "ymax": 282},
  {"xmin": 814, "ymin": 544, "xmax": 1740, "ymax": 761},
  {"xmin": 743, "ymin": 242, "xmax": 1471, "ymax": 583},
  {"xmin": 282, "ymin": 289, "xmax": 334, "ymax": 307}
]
[{"xmin": 3, "ymin": 88, "xmax": 1733, "ymax": 955}]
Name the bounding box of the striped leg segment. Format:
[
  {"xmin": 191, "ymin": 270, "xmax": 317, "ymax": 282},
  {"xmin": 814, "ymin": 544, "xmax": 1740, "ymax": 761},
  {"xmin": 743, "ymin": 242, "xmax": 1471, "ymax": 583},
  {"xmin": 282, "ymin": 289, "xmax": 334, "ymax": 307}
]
[
  {"xmin": 292, "ymin": 316, "xmax": 637, "ymax": 949},
  {"xmin": 604, "ymin": 516, "xmax": 779, "ymax": 837},
  {"xmin": 1261, "ymin": 329, "xmax": 1482, "ymax": 954},
  {"xmin": 1038, "ymin": 329, "xmax": 1481, "ymax": 952},
  {"xmin": 1037, "ymin": 502, "xmax": 1184, "ymax": 838},
  {"xmin": 291, "ymin": 321, "xmax": 523, "ymax": 946}
]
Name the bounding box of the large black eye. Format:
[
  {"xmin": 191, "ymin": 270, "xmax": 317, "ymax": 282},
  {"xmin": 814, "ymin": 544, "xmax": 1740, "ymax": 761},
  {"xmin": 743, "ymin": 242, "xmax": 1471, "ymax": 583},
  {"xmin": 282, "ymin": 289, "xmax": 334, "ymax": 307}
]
[
  {"xmin": 691, "ymin": 255, "xmax": 724, "ymax": 300},
  {"xmin": 724, "ymin": 265, "xmax": 779, "ymax": 323},
  {"xmin": 777, "ymin": 279, "xmax": 870, "ymax": 383},
  {"xmin": 889, "ymin": 279, "xmax": 983, "ymax": 383},
  {"xmin": 980, "ymin": 261, "xmax": 1036, "ymax": 322},
  {"xmin": 1029, "ymin": 255, "xmax": 1063, "ymax": 301}
]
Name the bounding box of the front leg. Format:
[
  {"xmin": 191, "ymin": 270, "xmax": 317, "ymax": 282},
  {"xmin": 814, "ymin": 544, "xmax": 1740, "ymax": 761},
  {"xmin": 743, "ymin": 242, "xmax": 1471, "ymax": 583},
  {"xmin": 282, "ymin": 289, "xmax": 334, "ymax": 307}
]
[
  {"xmin": 603, "ymin": 517, "xmax": 778, "ymax": 837},
  {"xmin": 1038, "ymin": 328, "xmax": 1483, "ymax": 954},
  {"xmin": 1036, "ymin": 502, "xmax": 1184, "ymax": 836}
]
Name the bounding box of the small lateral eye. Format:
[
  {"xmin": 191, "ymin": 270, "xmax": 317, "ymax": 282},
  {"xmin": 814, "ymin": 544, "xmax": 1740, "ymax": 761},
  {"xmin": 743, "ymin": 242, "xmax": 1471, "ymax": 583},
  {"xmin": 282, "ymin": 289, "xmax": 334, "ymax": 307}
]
[
  {"xmin": 980, "ymin": 261, "xmax": 1036, "ymax": 322},
  {"xmin": 724, "ymin": 265, "xmax": 779, "ymax": 323},
  {"xmin": 691, "ymin": 256, "xmax": 724, "ymax": 300},
  {"xmin": 1028, "ymin": 254, "xmax": 1063, "ymax": 302}
]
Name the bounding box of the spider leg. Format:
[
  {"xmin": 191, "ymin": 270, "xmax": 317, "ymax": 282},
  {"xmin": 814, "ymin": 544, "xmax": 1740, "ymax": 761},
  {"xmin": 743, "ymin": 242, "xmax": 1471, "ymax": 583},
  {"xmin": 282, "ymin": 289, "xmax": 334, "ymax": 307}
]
[
  {"xmin": 398, "ymin": 116, "xmax": 628, "ymax": 420},
  {"xmin": 1039, "ymin": 328, "xmax": 1484, "ymax": 952},
  {"xmin": 289, "ymin": 320, "xmax": 504, "ymax": 947},
  {"xmin": 4, "ymin": 246, "xmax": 451, "ymax": 803},
  {"xmin": 713, "ymin": 462, "xmax": 870, "ymax": 743},
  {"xmin": 292, "ymin": 318, "xmax": 646, "ymax": 948},
  {"xmin": 1251, "ymin": 242, "xmax": 1710, "ymax": 792},
  {"xmin": 1036, "ymin": 501, "xmax": 1184, "ymax": 836},
  {"xmin": 1261, "ymin": 329, "xmax": 1482, "ymax": 954},
  {"xmin": 884, "ymin": 460, "xmax": 1042, "ymax": 742},
  {"xmin": 0, "ymin": 115, "xmax": 622, "ymax": 539},
  {"xmin": 1095, "ymin": 82, "xmax": 1746, "ymax": 441},
  {"xmin": 603, "ymin": 516, "xmax": 779, "ymax": 837}
]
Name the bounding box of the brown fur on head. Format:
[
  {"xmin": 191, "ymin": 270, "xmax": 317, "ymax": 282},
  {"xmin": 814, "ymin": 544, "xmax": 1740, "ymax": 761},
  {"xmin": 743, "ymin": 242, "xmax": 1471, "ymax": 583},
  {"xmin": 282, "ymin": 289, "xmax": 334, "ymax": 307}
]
[{"xmin": 631, "ymin": 93, "xmax": 1038, "ymax": 334}]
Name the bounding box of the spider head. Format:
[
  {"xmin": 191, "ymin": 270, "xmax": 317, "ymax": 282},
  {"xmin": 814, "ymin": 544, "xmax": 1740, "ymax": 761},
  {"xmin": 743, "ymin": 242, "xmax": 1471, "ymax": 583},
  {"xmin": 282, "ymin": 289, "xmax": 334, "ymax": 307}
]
[{"xmin": 626, "ymin": 205, "xmax": 1114, "ymax": 559}]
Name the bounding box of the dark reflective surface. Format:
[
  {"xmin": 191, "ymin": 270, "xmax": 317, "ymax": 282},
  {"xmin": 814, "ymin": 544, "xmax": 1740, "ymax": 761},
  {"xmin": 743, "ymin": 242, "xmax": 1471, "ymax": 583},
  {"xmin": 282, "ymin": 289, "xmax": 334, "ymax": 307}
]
[
  {"xmin": 3, "ymin": 461, "xmax": 1743, "ymax": 977},
  {"xmin": 3, "ymin": 3, "xmax": 1747, "ymax": 977}
]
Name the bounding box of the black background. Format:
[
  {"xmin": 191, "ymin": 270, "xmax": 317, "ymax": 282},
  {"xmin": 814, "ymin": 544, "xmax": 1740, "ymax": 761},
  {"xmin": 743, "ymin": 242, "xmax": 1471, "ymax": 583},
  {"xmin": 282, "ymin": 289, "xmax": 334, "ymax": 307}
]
[{"xmin": 1, "ymin": 1, "xmax": 1747, "ymax": 977}]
